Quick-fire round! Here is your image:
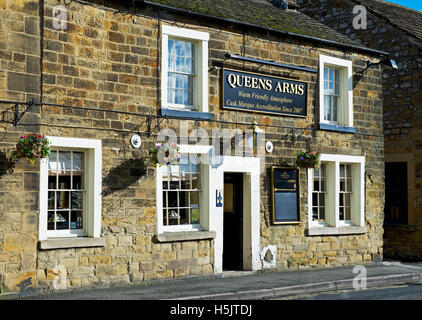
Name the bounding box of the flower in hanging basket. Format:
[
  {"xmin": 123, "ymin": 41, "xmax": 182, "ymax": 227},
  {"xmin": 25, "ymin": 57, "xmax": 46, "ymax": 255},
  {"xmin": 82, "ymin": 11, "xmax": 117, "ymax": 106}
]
[
  {"xmin": 10, "ymin": 133, "xmax": 51, "ymax": 165},
  {"xmin": 296, "ymin": 151, "xmax": 320, "ymax": 168},
  {"xmin": 149, "ymin": 143, "xmax": 180, "ymax": 167}
]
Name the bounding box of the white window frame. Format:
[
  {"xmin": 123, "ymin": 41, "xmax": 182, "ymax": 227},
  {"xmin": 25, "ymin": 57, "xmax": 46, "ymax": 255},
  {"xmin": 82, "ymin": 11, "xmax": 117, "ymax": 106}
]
[
  {"xmin": 307, "ymin": 154, "xmax": 365, "ymax": 232},
  {"xmin": 156, "ymin": 144, "xmax": 212, "ymax": 234},
  {"xmin": 39, "ymin": 136, "xmax": 102, "ymax": 241},
  {"xmin": 319, "ymin": 55, "xmax": 353, "ymax": 128},
  {"xmin": 161, "ymin": 25, "xmax": 209, "ymax": 113}
]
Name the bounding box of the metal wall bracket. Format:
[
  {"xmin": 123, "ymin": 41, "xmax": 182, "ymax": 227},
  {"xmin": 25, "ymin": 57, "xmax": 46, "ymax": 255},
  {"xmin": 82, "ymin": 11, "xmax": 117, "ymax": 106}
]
[{"xmin": 13, "ymin": 99, "xmax": 35, "ymax": 127}]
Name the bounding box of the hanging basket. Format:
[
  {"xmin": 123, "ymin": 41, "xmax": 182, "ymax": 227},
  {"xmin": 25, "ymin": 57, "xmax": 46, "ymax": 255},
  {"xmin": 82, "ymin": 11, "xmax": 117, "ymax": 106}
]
[
  {"xmin": 296, "ymin": 151, "xmax": 320, "ymax": 168},
  {"xmin": 10, "ymin": 133, "xmax": 51, "ymax": 165},
  {"xmin": 149, "ymin": 143, "xmax": 180, "ymax": 167}
]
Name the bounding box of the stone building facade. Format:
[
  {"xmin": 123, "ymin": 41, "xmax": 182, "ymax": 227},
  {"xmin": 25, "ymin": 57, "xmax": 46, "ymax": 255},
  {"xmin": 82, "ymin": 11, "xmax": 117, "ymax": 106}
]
[
  {"xmin": 297, "ymin": 0, "xmax": 422, "ymax": 260},
  {"xmin": 0, "ymin": 0, "xmax": 385, "ymax": 295}
]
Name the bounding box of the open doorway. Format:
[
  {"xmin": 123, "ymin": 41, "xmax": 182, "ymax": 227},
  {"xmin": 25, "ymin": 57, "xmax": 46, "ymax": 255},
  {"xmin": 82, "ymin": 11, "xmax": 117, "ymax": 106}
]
[{"xmin": 223, "ymin": 172, "xmax": 243, "ymax": 271}]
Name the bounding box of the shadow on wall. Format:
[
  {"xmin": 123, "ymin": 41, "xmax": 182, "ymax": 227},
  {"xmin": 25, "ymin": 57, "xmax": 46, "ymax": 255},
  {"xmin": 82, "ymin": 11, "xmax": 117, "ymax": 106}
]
[
  {"xmin": 0, "ymin": 151, "xmax": 16, "ymax": 176},
  {"xmin": 102, "ymin": 157, "xmax": 147, "ymax": 197}
]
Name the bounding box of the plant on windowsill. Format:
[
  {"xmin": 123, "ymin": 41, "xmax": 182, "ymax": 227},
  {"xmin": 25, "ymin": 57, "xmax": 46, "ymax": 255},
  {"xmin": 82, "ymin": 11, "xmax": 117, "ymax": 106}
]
[
  {"xmin": 9, "ymin": 133, "xmax": 51, "ymax": 165},
  {"xmin": 149, "ymin": 143, "xmax": 180, "ymax": 167},
  {"xmin": 296, "ymin": 151, "xmax": 320, "ymax": 168}
]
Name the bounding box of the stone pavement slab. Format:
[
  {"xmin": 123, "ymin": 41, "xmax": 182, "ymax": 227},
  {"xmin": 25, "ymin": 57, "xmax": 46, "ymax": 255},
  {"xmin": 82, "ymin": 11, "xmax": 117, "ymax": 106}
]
[{"xmin": 7, "ymin": 262, "xmax": 422, "ymax": 300}]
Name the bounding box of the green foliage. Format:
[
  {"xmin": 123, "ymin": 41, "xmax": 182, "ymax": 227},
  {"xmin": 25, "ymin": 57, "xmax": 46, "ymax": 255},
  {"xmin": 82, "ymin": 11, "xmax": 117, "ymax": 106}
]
[{"xmin": 9, "ymin": 133, "xmax": 51, "ymax": 165}]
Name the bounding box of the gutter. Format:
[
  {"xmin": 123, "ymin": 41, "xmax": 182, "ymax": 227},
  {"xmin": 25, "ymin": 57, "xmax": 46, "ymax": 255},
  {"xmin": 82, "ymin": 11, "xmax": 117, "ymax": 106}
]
[{"xmin": 134, "ymin": 0, "xmax": 389, "ymax": 57}]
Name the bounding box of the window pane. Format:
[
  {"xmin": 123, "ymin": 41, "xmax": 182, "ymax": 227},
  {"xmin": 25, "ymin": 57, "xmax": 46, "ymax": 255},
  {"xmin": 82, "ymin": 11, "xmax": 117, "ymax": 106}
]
[
  {"xmin": 312, "ymin": 209, "xmax": 319, "ymax": 220},
  {"xmin": 175, "ymin": 40, "xmax": 184, "ymax": 56},
  {"xmin": 57, "ymin": 191, "xmax": 70, "ymax": 209},
  {"xmin": 175, "ymin": 73, "xmax": 184, "ymax": 89},
  {"xmin": 71, "ymin": 192, "xmax": 83, "ymax": 210},
  {"xmin": 167, "ymin": 191, "xmax": 178, "ymax": 207},
  {"xmin": 319, "ymin": 208, "xmax": 325, "ymax": 220},
  {"xmin": 55, "ymin": 211, "xmax": 69, "ymax": 230},
  {"xmin": 48, "ymin": 175, "xmax": 57, "ymax": 189},
  {"xmin": 168, "ymin": 39, "xmax": 174, "ymax": 56},
  {"xmin": 319, "ymin": 193, "xmax": 325, "ymax": 207},
  {"xmin": 58, "ymin": 151, "xmax": 71, "ymax": 172},
  {"xmin": 71, "ymin": 211, "xmax": 83, "ymax": 229},
  {"xmin": 48, "ymin": 211, "xmax": 55, "ymax": 230},
  {"xmin": 179, "ymin": 191, "xmax": 189, "ymax": 207},
  {"xmin": 340, "ymin": 164, "xmax": 345, "ymax": 177},
  {"xmin": 190, "ymin": 191, "xmax": 200, "ymax": 209},
  {"xmin": 176, "ymin": 56, "xmax": 184, "ymax": 73},
  {"xmin": 312, "ymin": 193, "xmax": 318, "ymax": 205},
  {"xmin": 73, "ymin": 152, "xmax": 84, "ymax": 170},
  {"xmin": 179, "ymin": 208, "xmax": 189, "ymax": 224},
  {"xmin": 48, "ymin": 191, "xmax": 55, "ymax": 210},
  {"xmin": 58, "ymin": 174, "xmax": 71, "ymax": 190},
  {"xmin": 168, "ymin": 209, "xmax": 179, "ymax": 225},
  {"xmin": 72, "ymin": 173, "xmax": 84, "ymax": 190},
  {"xmin": 48, "ymin": 150, "xmax": 57, "ymax": 171},
  {"xmin": 191, "ymin": 208, "xmax": 200, "ymax": 224},
  {"xmin": 345, "ymin": 207, "xmax": 351, "ymax": 221},
  {"xmin": 175, "ymin": 89, "xmax": 183, "ymax": 104}
]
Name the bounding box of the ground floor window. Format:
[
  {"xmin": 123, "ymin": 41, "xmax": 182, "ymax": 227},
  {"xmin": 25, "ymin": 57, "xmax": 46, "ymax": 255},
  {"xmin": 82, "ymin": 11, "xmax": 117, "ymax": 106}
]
[
  {"xmin": 308, "ymin": 154, "xmax": 365, "ymax": 229},
  {"xmin": 39, "ymin": 137, "xmax": 102, "ymax": 241},
  {"xmin": 162, "ymin": 154, "xmax": 201, "ymax": 226}
]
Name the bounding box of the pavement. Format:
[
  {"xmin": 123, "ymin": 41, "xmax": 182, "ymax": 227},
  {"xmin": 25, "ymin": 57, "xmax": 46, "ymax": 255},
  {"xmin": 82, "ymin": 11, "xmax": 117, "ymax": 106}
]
[{"xmin": 4, "ymin": 260, "xmax": 422, "ymax": 300}]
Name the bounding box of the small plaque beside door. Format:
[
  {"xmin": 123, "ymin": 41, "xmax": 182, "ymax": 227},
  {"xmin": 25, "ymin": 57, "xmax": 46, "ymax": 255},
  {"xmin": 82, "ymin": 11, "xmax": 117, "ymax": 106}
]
[
  {"xmin": 216, "ymin": 189, "xmax": 223, "ymax": 208},
  {"xmin": 271, "ymin": 167, "xmax": 300, "ymax": 224}
]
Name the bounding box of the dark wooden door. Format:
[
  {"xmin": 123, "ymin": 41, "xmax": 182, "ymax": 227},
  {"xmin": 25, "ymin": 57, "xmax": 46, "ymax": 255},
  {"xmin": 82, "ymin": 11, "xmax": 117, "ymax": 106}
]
[
  {"xmin": 223, "ymin": 173, "xmax": 243, "ymax": 270},
  {"xmin": 385, "ymin": 162, "xmax": 408, "ymax": 224}
]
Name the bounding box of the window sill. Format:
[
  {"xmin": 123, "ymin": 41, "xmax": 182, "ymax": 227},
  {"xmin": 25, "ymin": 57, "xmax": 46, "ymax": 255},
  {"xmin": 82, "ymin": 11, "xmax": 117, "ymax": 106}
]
[
  {"xmin": 306, "ymin": 226, "xmax": 367, "ymax": 236},
  {"xmin": 161, "ymin": 108, "xmax": 212, "ymax": 120},
  {"xmin": 319, "ymin": 123, "xmax": 356, "ymax": 134},
  {"xmin": 39, "ymin": 237, "xmax": 105, "ymax": 250},
  {"xmin": 155, "ymin": 230, "xmax": 216, "ymax": 243}
]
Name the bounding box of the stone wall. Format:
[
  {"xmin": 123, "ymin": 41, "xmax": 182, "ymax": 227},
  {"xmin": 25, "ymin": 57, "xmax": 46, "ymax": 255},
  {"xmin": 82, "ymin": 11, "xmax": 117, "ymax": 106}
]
[
  {"xmin": 0, "ymin": 0, "xmax": 384, "ymax": 294},
  {"xmin": 297, "ymin": 0, "xmax": 422, "ymax": 261}
]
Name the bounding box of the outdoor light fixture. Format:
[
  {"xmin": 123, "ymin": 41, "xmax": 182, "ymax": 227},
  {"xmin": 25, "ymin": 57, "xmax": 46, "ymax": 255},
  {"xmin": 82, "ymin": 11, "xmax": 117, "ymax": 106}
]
[
  {"xmin": 247, "ymin": 121, "xmax": 264, "ymax": 153},
  {"xmin": 362, "ymin": 56, "xmax": 399, "ymax": 72}
]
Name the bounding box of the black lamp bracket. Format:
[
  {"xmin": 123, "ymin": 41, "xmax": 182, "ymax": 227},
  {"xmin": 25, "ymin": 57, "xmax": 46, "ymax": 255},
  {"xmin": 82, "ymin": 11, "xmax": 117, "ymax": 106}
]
[{"xmin": 13, "ymin": 99, "xmax": 36, "ymax": 127}]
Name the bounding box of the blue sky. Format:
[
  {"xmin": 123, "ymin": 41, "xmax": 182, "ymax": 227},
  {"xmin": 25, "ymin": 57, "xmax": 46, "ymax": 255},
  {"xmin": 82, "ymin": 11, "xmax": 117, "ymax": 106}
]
[{"xmin": 384, "ymin": 0, "xmax": 422, "ymax": 11}]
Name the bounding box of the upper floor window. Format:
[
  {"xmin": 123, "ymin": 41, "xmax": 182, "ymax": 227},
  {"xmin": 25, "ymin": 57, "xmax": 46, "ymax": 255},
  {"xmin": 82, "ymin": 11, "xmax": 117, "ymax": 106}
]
[
  {"xmin": 161, "ymin": 25, "xmax": 209, "ymax": 113},
  {"xmin": 319, "ymin": 55, "xmax": 353, "ymax": 129}
]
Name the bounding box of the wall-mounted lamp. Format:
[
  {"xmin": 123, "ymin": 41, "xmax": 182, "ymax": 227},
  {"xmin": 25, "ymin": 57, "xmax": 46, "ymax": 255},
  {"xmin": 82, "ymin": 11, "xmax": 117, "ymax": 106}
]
[
  {"xmin": 247, "ymin": 121, "xmax": 264, "ymax": 155},
  {"xmin": 359, "ymin": 56, "xmax": 398, "ymax": 75}
]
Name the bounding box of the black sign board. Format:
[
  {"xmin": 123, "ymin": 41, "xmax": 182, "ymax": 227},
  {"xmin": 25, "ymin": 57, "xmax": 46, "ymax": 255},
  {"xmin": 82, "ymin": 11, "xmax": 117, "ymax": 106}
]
[
  {"xmin": 271, "ymin": 167, "xmax": 300, "ymax": 224},
  {"xmin": 223, "ymin": 69, "xmax": 307, "ymax": 117}
]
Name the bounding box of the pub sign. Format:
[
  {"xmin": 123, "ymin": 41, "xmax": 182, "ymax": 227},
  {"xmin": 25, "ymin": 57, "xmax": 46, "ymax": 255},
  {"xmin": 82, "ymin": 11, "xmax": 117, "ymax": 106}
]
[{"xmin": 223, "ymin": 69, "xmax": 307, "ymax": 117}]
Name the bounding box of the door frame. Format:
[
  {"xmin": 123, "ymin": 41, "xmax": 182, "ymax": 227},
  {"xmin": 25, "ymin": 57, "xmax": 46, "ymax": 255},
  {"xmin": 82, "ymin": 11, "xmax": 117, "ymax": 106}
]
[{"xmin": 210, "ymin": 155, "xmax": 261, "ymax": 273}]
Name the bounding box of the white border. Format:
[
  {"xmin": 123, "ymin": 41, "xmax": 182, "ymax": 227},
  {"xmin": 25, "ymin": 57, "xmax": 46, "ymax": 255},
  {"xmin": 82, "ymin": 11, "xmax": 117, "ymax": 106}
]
[{"xmin": 39, "ymin": 136, "xmax": 102, "ymax": 241}]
